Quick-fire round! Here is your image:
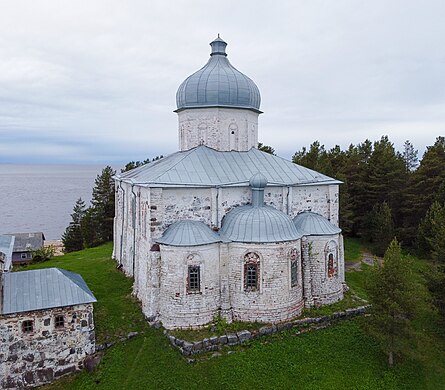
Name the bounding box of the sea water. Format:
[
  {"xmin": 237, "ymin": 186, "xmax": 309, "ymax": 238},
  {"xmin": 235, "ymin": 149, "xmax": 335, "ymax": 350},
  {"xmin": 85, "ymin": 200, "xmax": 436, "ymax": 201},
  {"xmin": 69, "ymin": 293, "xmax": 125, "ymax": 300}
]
[{"xmin": 0, "ymin": 164, "xmax": 107, "ymax": 239}]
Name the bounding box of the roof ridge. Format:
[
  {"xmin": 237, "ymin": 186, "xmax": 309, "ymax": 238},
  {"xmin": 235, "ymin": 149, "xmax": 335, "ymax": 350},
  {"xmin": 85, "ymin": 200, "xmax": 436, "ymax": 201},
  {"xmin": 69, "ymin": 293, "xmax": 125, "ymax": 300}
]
[
  {"xmin": 250, "ymin": 148, "xmax": 336, "ymax": 182},
  {"xmin": 56, "ymin": 268, "xmax": 96, "ymax": 300}
]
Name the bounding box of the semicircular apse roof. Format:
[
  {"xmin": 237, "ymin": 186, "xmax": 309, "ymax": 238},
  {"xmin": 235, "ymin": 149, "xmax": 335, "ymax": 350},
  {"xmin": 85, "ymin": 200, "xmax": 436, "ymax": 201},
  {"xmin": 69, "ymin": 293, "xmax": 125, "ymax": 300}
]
[
  {"xmin": 292, "ymin": 211, "xmax": 342, "ymax": 236},
  {"xmin": 176, "ymin": 37, "xmax": 261, "ymax": 113},
  {"xmin": 156, "ymin": 220, "xmax": 221, "ymax": 247},
  {"xmin": 220, "ymin": 205, "xmax": 302, "ymax": 243}
]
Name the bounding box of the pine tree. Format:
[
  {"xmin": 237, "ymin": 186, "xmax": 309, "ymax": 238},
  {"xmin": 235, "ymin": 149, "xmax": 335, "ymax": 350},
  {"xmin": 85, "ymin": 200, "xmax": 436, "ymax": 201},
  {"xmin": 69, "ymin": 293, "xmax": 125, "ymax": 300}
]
[
  {"xmin": 402, "ymin": 140, "xmax": 418, "ymax": 172},
  {"xmin": 364, "ymin": 239, "xmax": 422, "ymax": 367},
  {"xmin": 417, "ymin": 201, "xmax": 445, "ymax": 258},
  {"xmin": 364, "ymin": 202, "xmax": 395, "ymax": 256},
  {"xmin": 62, "ymin": 198, "xmax": 86, "ymax": 253},
  {"xmin": 81, "ymin": 207, "xmax": 101, "ymax": 248},
  {"xmin": 402, "ymin": 137, "xmax": 445, "ymax": 244},
  {"xmin": 90, "ymin": 166, "xmax": 116, "ymax": 244},
  {"xmin": 258, "ymin": 143, "xmax": 275, "ymax": 155}
]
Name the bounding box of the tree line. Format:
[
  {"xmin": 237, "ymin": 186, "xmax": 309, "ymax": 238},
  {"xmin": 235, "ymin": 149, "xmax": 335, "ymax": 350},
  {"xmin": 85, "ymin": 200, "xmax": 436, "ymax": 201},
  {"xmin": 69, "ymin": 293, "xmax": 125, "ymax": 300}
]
[{"xmin": 292, "ymin": 136, "xmax": 445, "ymax": 258}]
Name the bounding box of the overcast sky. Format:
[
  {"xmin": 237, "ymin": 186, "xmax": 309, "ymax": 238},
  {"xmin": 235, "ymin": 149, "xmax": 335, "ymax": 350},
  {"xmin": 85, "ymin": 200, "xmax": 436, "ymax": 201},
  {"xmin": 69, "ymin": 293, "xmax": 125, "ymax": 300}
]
[{"xmin": 1, "ymin": 0, "xmax": 444, "ymax": 164}]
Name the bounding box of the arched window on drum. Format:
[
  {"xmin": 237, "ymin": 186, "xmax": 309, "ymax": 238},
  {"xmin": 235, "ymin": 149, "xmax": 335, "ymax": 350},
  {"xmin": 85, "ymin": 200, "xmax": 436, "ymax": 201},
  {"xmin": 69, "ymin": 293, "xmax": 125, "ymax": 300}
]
[
  {"xmin": 244, "ymin": 252, "xmax": 260, "ymax": 291},
  {"xmin": 325, "ymin": 241, "xmax": 338, "ymax": 278}
]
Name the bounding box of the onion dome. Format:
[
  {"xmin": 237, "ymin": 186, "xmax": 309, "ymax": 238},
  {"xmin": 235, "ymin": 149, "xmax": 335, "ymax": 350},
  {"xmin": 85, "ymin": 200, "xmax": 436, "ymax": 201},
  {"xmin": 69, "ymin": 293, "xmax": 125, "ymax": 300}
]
[
  {"xmin": 156, "ymin": 220, "xmax": 221, "ymax": 247},
  {"xmin": 175, "ymin": 36, "xmax": 261, "ymax": 113},
  {"xmin": 220, "ymin": 205, "xmax": 302, "ymax": 243},
  {"xmin": 292, "ymin": 211, "xmax": 342, "ymax": 236},
  {"xmin": 249, "ymin": 172, "xmax": 268, "ymax": 190}
]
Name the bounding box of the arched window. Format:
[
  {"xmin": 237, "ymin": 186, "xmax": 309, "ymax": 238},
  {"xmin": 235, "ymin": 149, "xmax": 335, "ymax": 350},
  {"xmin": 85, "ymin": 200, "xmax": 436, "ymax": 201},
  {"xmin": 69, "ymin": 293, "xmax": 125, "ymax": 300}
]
[
  {"xmin": 244, "ymin": 252, "xmax": 260, "ymax": 291},
  {"xmin": 290, "ymin": 248, "xmax": 299, "ymax": 287},
  {"xmin": 325, "ymin": 241, "xmax": 338, "ymax": 278}
]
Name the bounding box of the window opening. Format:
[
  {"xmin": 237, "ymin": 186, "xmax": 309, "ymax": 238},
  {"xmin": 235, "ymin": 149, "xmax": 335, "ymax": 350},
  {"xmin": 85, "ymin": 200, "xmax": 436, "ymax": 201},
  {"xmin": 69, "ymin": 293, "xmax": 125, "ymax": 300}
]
[
  {"xmin": 244, "ymin": 252, "xmax": 260, "ymax": 291},
  {"xmin": 187, "ymin": 265, "xmax": 200, "ymax": 293},
  {"xmin": 22, "ymin": 320, "xmax": 34, "ymax": 333},
  {"xmin": 55, "ymin": 315, "xmax": 65, "ymax": 328}
]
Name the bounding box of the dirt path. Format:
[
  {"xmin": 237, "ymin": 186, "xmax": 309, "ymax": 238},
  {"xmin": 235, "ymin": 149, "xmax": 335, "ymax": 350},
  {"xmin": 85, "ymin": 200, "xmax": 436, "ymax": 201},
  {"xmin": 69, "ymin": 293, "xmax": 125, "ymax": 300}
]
[{"xmin": 345, "ymin": 252, "xmax": 383, "ymax": 272}]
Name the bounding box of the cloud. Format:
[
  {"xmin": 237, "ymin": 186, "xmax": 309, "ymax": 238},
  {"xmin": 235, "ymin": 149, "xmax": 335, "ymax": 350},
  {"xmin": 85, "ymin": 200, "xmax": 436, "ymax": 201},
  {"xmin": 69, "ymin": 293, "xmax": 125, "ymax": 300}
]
[{"xmin": 0, "ymin": 0, "xmax": 444, "ymax": 163}]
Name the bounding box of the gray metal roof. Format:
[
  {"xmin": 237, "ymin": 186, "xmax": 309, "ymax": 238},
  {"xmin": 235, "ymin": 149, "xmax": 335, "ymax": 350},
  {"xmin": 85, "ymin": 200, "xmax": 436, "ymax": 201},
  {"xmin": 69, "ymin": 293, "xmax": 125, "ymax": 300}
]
[
  {"xmin": 292, "ymin": 211, "xmax": 341, "ymax": 236},
  {"xmin": 156, "ymin": 220, "xmax": 221, "ymax": 247},
  {"xmin": 220, "ymin": 205, "xmax": 303, "ymax": 243},
  {"xmin": 4, "ymin": 232, "xmax": 45, "ymax": 252},
  {"xmin": 0, "ymin": 235, "xmax": 15, "ymax": 272},
  {"xmin": 176, "ymin": 37, "xmax": 261, "ymax": 113},
  {"xmin": 0, "ymin": 268, "xmax": 96, "ymax": 315},
  {"xmin": 116, "ymin": 145, "xmax": 340, "ymax": 188}
]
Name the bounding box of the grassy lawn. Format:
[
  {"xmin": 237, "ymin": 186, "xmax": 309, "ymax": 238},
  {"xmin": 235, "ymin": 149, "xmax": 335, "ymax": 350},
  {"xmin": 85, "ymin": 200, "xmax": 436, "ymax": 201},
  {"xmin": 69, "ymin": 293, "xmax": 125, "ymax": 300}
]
[
  {"xmin": 20, "ymin": 242, "xmax": 445, "ymax": 390},
  {"xmin": 343, "ymin": 237, "xmax": 363, "ymax": 263}
]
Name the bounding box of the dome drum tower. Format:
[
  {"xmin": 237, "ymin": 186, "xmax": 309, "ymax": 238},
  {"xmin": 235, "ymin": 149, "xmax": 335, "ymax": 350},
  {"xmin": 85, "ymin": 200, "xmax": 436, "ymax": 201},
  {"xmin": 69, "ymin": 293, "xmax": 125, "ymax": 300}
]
[{"xmin": 175, "ymin": 37, "xmax": 262, "ymax": 152}]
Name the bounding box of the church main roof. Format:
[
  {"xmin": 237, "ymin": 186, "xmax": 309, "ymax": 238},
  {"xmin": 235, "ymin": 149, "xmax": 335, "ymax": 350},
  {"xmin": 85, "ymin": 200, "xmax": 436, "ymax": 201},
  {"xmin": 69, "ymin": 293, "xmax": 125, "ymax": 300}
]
[
  {"xmin": 116, "ymin": 145, "xmax": 340, "ymax": 188},
  {"xmin": 175, "ymin": 37, "xmax": 261, "ymax": 113}
]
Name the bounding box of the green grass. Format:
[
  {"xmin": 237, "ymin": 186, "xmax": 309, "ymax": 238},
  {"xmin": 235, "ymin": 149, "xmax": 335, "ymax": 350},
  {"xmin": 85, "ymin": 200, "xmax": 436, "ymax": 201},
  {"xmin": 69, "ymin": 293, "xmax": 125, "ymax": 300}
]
[
  {"xmin": 22, "ymin": 243, "xmax": 146, "ymax": 344},
  {"xmin": 343, "ymin": 237, "xmax": 363, "ymax": 263},
  {"xmin": 21, "ymin": 242, "xmax": 445, "ymax": 390}
]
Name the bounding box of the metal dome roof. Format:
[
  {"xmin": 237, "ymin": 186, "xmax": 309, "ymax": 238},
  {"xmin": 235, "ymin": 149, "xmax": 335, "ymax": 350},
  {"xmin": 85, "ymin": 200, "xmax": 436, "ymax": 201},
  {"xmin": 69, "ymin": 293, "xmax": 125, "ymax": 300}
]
[
  {"xmin": 292, "ymin": 211, "xmax": 342, "ymax": 236},
  {"xmin": 156, "ymin": 220, "xmax": 221, "ymax": 247},
  {"xmin": 175, "ymin": 37, "xmax": 261, "ymax": 113},
  {"xmin": 220, "ymin": 205, "xmax": 302, "ymax": 243}
]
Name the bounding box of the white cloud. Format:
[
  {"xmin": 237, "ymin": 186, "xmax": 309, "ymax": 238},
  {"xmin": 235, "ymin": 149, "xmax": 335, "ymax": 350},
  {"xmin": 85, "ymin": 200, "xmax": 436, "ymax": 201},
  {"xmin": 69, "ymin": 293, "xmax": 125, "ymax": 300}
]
[{"xmin": 0, "ymin": 0, "xmax": 444, "ymax": 163}]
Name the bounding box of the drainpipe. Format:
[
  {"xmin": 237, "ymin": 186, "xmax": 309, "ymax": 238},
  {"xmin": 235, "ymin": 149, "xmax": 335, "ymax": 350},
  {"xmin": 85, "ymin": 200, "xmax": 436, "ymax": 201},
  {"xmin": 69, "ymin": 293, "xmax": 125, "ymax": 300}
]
[
  {"xmin": 216, "ymin": 187, "xmax": 220, "ymax": 228},
  {"xmin": 131, "ymin": 184, "xmax": 137, "ymax": 277},
  {"xmin": 286, "ymin": 186, "xmax": 291, "ymax": 215},
  {"xmin": 118, "ymin": 181, "xmax": 125, "ymax": 264}
]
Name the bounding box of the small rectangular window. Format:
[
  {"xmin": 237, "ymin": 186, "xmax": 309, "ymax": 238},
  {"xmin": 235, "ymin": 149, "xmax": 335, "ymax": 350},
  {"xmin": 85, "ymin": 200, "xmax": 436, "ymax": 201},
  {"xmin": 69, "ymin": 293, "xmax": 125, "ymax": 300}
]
[
  {"xmin": 244, "ymin": 263, "xmax": 258, "ymax": 291},
  {"xmin": 187, "ymin": 265, "xmax": 200, "ymax": 293},
  {"xmin": 291, "ymin": 260, "xmax": 298, "ymax": 287},
  {"xmin": 21, "ymin": 253, "xmax": 27, "ymax": 259},
  {"xmin": 22, "ymin": 320, "xmax": 34, "ymax": 333},
  {"xmin": 55, "ymin": 315, "xmax": 65, "ymax": 328}
]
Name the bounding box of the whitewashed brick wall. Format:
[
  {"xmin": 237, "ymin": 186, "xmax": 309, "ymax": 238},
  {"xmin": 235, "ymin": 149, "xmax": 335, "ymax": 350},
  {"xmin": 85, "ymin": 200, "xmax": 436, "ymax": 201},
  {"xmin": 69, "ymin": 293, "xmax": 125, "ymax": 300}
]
[
  {"xmin": 228, "ymin": 241, "xmax": 304, "ymax": 323},
  {"xmin": 306, "ymin": 235, "xmax": 344, "ymax": 305},
  {"xmin": 177, "ymin": 107, "xmax": 259, "ymax": 151},
  {"xmin": 159, "ymin": 244, "xmax": 221, "ymax": 329},
  {"xmin": 113, "ymin": 180, "xmax": 342, "ymax": 328}
]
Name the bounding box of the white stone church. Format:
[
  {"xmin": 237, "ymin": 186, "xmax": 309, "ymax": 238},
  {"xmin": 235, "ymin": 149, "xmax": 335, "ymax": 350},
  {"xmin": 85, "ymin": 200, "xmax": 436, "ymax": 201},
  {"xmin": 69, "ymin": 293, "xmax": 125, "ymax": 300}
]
[{"xmin": 113, "ymin": 37, "xmax": 346, "ymax": 330}]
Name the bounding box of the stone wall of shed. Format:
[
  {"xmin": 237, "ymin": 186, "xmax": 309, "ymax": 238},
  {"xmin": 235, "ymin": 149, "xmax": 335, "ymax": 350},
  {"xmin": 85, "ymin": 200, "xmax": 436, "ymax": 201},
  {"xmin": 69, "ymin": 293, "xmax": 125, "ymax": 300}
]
[
  {"xmin": 228, "ymin": 241, "xmax": 304, "ymax": 323},
  {"xmin": 305, "ymin": 235, "xmax": 344, "ymax": 305},
  {"xmin": 158, "ymin": 243, "xmax": 221, "ymax": 329},
  {"xmin": 0, "ymin": 304, "xmax": 95, "ymax": 389}
]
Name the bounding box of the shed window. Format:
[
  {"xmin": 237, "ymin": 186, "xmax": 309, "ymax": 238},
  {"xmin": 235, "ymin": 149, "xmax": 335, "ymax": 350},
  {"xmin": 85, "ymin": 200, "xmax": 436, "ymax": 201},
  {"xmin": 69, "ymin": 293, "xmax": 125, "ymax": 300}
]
[
  {"xmin": 244, "ymin": 252, "xmax": 260, "ymax": 291},
  {"xmin": 55, "ymin": 315, "xmax": 65, "ymax": 328},
  {"xmin": 22, "ymin": 320, "xmax": 34, "ymax": 333},
  {"xmin": 21, "ymin": 253, "xmax": 28, "ymax": 259},
  {"xmin": 187, "ymin": 265, "xmax": 200, "ymax": 293}
]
